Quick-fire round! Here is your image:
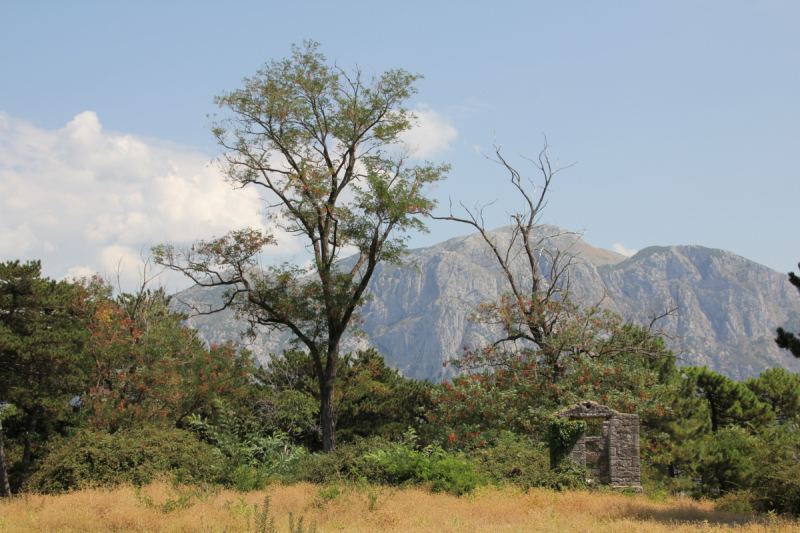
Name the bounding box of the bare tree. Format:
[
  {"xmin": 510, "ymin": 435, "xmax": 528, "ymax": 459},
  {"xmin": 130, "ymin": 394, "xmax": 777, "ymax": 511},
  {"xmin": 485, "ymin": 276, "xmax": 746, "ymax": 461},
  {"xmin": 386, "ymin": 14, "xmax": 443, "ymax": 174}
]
[{"xmin": 434, "ymin": 140, "xmax": 674, "ymax": 378}]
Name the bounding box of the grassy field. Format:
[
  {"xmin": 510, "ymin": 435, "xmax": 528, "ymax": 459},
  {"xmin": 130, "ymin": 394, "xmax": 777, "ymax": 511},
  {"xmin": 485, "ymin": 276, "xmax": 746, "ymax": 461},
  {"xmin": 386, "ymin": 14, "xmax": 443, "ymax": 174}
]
[{"xmin": 0, "ymin": 482, "xmax": 796, "ymax": 533}]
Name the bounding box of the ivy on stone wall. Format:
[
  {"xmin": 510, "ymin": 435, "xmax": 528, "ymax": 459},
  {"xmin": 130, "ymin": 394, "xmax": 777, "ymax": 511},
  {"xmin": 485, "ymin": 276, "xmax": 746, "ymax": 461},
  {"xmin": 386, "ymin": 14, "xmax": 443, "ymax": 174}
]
[{"xmin": 544, "ymin": 418, "xmax": 586, "ymax": 469}]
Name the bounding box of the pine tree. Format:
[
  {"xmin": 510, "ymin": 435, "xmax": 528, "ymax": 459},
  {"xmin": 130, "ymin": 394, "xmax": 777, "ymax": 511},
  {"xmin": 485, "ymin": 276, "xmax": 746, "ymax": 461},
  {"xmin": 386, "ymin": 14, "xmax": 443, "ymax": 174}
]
[
  {"xmin": 746, "ymin": 367, "xmax": 800, "ymax": 422},
  {"xmin": 776, "ymin": 263, "xmax": 800, "ymax": 357},
  {"xmin": 0, "ymin": 260, "xmax": 86, "ymax": 491},
  {"xmin": 685, "ymin": 366, "xmax": 774, "ymax": 432}
]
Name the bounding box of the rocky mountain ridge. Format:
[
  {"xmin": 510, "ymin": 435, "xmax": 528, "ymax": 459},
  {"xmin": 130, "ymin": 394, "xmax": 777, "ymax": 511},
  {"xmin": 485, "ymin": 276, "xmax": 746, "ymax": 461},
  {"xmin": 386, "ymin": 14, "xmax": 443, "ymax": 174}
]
[{"xmin": 174, "ymin": 225, "xmax": 800, "ymax": 381}]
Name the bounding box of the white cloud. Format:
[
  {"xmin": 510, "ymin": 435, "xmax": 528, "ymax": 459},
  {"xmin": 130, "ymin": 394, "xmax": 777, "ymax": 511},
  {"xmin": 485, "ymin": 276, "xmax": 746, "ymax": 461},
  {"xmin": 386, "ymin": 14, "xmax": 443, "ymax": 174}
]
[
  {"xmin": 612, "ymin": 243, "xmax": 639, "ymax": 257},
  {"xmin": 64, "ymin": 265, "xmax": 96, "ymax": 281},
  {"xmin": 401, "ymin": 104, "xmax": 458, "ymax": 158},
  {"xmin": 0, "ymin": 111, "xmax": 301, "ymax": 290}
]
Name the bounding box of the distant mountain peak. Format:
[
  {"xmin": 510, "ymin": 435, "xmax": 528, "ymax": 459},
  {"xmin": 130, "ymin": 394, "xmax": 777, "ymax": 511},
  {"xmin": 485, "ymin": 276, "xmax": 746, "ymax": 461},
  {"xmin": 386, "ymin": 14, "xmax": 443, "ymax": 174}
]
[{"xmin": 175, "ymin": 226, "xmax": 800, "ymax": 381}]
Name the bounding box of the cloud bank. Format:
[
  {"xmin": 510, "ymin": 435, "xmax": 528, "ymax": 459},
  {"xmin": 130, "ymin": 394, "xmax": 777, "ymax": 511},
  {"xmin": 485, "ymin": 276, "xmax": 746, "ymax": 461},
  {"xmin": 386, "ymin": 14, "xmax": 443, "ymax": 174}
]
[
  {"xmin": 0, "ymin": 111, "xmax": 276, "ymax": 289},
  {"xmin": 0, "ymin": 108, "xmax": 457, "ymax": 289}
]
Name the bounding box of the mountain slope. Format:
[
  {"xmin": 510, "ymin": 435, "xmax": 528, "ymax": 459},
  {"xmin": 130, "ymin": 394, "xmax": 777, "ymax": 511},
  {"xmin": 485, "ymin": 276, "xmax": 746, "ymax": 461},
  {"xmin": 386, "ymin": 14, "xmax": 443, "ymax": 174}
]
[{"xmin": 173, "ymin": 226, "xmax": 800, "ymax": 381}]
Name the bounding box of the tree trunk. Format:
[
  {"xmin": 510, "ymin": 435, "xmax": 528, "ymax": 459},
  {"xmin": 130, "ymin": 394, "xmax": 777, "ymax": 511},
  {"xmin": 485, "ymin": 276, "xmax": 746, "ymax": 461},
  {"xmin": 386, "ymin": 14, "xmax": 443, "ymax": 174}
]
[
  {"xmin": 20, "ymin": 410, "xmax": 38, "ymax": 476},
  {"xmin": 320, "ymin": 351, "xmax": 339, "ymax": 453},
  {"xmin": 708, "ymin": 393, "xmax": 719, "ymax": 433},
  {"xmin": 0, "ymin": 414, "xmax": 11, "ymax": 497}
]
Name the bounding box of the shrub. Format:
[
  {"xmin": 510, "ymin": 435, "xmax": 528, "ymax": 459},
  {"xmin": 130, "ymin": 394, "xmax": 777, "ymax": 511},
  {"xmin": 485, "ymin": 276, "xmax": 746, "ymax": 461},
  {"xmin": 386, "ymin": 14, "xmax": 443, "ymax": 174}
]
[
  {"xmin": 714, "ymin": 491, "xmax": 757, "ymax": 515},
  {"xmin": 187, "ymin": 402, "xmax": 308, "ymax": 490},
  {"xmin": 295, "ymin": 432, "xmax": 485, "ymax": 495},
  {"xmin": 364, "ymin": 442, "xmax": 485, "ymax": 495},
  {"xmin": 294, "ymin": 436, "xmax": 395, "ymax": 484},
  {"xmin": 27, "ymin": 425, "xmax": 219, "ymax": 493},
  {"xmin": 746, "ymin": 425, "xmax": 800, "ymax": 514},
  {"xmin": 693, "ymin": 425, "xmax": 759, "ymax": 495},
  {"xmin": 470, "ymin": 432, "xmax": 590, "ymax": 491}
]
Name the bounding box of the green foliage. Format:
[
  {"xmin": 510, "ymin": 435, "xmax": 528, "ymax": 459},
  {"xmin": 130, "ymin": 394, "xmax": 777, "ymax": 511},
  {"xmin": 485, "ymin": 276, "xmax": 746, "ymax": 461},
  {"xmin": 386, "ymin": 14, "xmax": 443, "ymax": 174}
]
[
  {"xmin": 253, "ymin": 348, "xmax": 433, "ymax": 450},
  {"xmin": 295, "ymin": 432, "xmax": 485, "ymax": 496},
  {"xmin": 187, "ymin": 401, "xmax": 307, "ymax": 490},
  {"xmin": 0, "ymin": 261, "xmax": 87, "ymax": 473},
  {"xmin": 426, "ymin": 325, "xmax": 676, "ymax": 450},
  {"xmin": 685, "ymin": 366, "xmax": 774, "ymax": 432},
  {"xmin": 693, "ymin": 425, "xmax": 761, "ymax": 494},
  {"xmin": 288, "ymin": 512, "xmax": 318, "ymax": 533},
  {"xmin": 362, "ymin": 438, "xmax": 485, "ymax": 495},
  {"xmin": 293, "ymin": 436, "xmax": 397, "ymax": 484},
  {"xmin": 713, "ymin": 491, "xmax": 757, "ymax": 515},
  {"xmin": 469, "ymin": 432, "xmax": 590, "ymax": 491},
  {"xmin": 253, "ymin": 494, "xmax": 278, "ymax": 533},
  {"xmin": 27, "ymin": 426, "xmax": 219, "ymax": 493},
  {"xmin": 82, "ymin": 283, "xmax": 253, "ymax": 432},
  {"xmin": 0, "ymin": 260, "xmax": 92, "ymax": 493},
  {"xmin": 0, "ymin": 260, "xmax": 87, "ymax": 418},
  {"xmin": 335, "ymin": 349, "xmax": 435, "ymax": 443},
  {"xmin": 746, "ymin": 367, "xmax": 800, "ymax": 422},
  {"xmin": 627, "ymin": 355, "xmax": 710, "ymax": 485},
  {"xmin": 543, "ymin": 418, "xmax": 587, "ymax": 469},
  {"xmin": 686, "ymin": 422, "xmax": 800, "ymax": 514},
  {"xmin": 737, "ymin": 424, "xmax": 800, "ymax": 515}
]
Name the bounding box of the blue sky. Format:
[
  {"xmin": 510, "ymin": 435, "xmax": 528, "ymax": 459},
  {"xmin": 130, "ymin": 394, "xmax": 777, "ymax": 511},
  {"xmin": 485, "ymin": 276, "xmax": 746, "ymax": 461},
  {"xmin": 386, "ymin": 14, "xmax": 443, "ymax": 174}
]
[{"xmin": 1, "ymin": 0, "xmax": 798, "ymax": 287}]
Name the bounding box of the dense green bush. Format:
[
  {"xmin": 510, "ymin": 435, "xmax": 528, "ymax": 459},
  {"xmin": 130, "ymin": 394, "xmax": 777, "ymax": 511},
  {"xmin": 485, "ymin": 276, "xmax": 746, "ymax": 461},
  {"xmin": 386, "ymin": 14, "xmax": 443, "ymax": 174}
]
[
  {"xmin": 295, "ymin": 433, "xmax": 485, "ymax": 495},
  {"xmin": 363, "ymin": 442, "xmax": 485, "ymax": 495},
  {"xmin": 294, "ymin": 436, "xmax": 396, "ymax": 484},
  {"xmin": 738, "ymin": 425, "xmax": 800, "ymax": 515},
  {"xmin": 693, "ymin": 425, "xmax": 760, "ymax": 495},
  {"xmin": 27, "ymin": 426, "xmax": 219, "ymax": 493},
  {"xmin": 470, "ymin": 432, "xmax": 590, "ymax": 491},
  {"xmin": 685, "ymin": 422, "xmax": 800, "ymax": 514},
  {"xmin": 187, "ymin": 401, "xmax": 308, "ymax": 491}
]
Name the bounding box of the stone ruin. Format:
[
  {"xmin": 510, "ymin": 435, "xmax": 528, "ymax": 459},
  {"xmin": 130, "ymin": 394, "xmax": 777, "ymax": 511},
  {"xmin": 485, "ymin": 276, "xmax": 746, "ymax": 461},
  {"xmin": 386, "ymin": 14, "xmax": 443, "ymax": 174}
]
[{"xmin": 555, "ymin": 400, "xmax": 642, "ymax": 492}]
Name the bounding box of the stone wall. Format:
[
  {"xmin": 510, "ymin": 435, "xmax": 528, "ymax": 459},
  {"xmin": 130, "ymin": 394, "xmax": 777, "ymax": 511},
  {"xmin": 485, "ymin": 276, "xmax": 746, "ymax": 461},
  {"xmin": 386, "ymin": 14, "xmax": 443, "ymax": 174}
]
[
  {"xmin": 608, "ymin": 414, "xmax": 641, "ymax": 490},
  {"xmin": 554, "ymin": 401, "xmax": 642, "ymax": 492}
]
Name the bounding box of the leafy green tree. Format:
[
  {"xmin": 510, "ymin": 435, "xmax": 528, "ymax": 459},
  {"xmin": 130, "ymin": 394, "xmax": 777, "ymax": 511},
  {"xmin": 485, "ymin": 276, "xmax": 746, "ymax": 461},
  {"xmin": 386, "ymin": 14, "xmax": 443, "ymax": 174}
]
[
  {"xmin": 746, "ymin": 366, "xmax": 800, "ymax": 422},
  {"xmin": 252, "ymin": 348, "xmax": 433, "ymax": 449},
  {"xmin": 154, "ymin": 42, "xmax": 447, "ymax": 451},
  {"xmin": 693, "ymin": 425, "xmax": 760, "ymax": 494},
  {"xmin": 334, "ymin": 348, "xmax": 434, "ymax": 443},
  {"xmin": 691, "ymin": 422, "xmax": 800, "ymax": 508},
  {"xmin": 776, "ymin": 263, "xmax": 800, "ymax": 357},
  {"xmin": 0, "ymin": 260, "xmax": 87, "ymax": 490},
  {"xmin": 80, "ymin": 281, "xmax": 252, "ymax": 432},
  {"xmin": 187, "ymin": 401, "xmax": 307, "ymax": 490},
  {"xmin": 685, "ymin": 366, "xmax": 773, "ymax": 432},
  {"xmin": 637, "ymin": 357, "xmax": 708, "ymax": 480},
  {"xmin": 746, "ymin": 425, "xmax": 800, "ymax": 514}
]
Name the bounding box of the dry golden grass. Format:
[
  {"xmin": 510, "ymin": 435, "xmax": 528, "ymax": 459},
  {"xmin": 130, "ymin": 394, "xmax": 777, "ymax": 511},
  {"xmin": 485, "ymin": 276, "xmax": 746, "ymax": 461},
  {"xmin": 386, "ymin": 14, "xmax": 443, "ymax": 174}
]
[{"xmin": 0, "ymin": 482, "xmax": 797, "ymax": 533}]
